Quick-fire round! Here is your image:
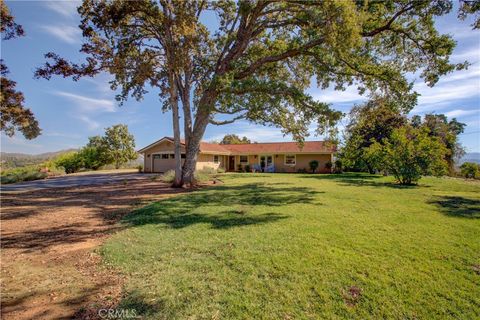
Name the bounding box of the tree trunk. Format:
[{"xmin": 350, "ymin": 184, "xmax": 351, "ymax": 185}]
[
  {"xmin": 168, "ymin": 74, "xmax": 183, "ymax": 188},
  {"xmin": 182, "ymin": 93, "xmax": 214, "ymax": 186}
]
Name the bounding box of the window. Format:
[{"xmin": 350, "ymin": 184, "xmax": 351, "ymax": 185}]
[
  {"xmin": 284, "ymin": 154, "xmax": 296, "ymax": 165},
  {"xmin": 181, "ymin": 154, "xmax": 186, "ymax": 159},
  {"xmin": 169, "ymin": 154, "xmax": 175, "ymax": 159},
  {"xmin": 239, "ymin": 155, "xmax": 248, "ymax": 163},
  {"xmin": 161, "ymin": 154, "xmax": 169, "ymax": 159},
  {"xmin": 214, "ymin": 155, "xmax": 219, "ymax": 164},
  {"xmin": 153, "ymin": 154, "xmax": 161, "ymax": 159}
]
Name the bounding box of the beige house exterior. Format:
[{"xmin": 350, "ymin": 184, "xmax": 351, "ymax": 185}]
[{"xmin": 138, "ymin": 137, "xmax": 335, "ymax": 173}]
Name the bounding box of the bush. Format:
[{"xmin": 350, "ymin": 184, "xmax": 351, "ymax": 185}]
[
  {"xmin": 217, "ymin": 167, "xmax": 225, "ymax": 174},
  {"xmin": 198, "ymin": 167, "xmax": 216, "ymax": 175},
  {"xmin": 334, "ymin": 159, "xmax": 343, "ymax": 173},
  {"xmin": 297, "ymin": 168, "xmax": 307, "ymax": 173},
  {"xmin": 55, "ymin": 152, "xmax": 83, "ymax": 174},
  {"xmin": 237, "ymin": 164, "xmax": 243, "ymax": 172},
  {"xmin": 160, "ymin": 170, "xmax": 175, "ymax": 183},
  {"xmin": 0, "ymin": 166, "xmax": 48, "ymax": 184},
  {"xmin": 324, "ymin": 161, "xmax": 332, "ymax": 172},
  {"xmin": 460, "ymin": 162, "xmax": 479, "ymax": 179},
  {"xmin": 194, "ymin": 171, "xmax": 210, "ymax": 183},
  {"xmin": 309, "ymin": 160, "xmax": 319, "ymax": 173},
  {"xmin": 79, "ymin": 146, "xmax": 104, "ymax": 170},
  {"xmin": 137, "ymin": 164, "xmax": 143, "ymax": 173},
  {"xmin": 244, "ymin": 164, "xmax": 251, "ymax": 172},
  {"xmin": 367, "ymin": 126, "xmax": 448, "ymax": 185}
]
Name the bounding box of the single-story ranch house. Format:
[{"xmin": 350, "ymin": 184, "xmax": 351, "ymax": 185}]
[{"xmin": 138, "ymin": 137, "xmax": 335, "ymax": 173}]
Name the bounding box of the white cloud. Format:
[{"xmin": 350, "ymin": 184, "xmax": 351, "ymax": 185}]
[
  {"xmin": 54, "ymin": 91, "xmax": 116, "ymax": 113},
  {"xmin": 83, "ymin": 76, "xmax": 114, "ymax": 93},
  {"xmin": 444, "ymin": 109, "xmax": 479, "ymax": 118},
  {"xmin": 411, "ymin": 64, "xmax": 480, "ymax": 114},
  {"xmin": 41, "ymin": 25, "xmax": 81, "ymax": 44},
  {"xmin": 451, "ymin": 47, "xmax": 480, "ymax": 63},
  {"xmin": 77, "ymin": 115, "xmax": 100, "ymax": 131},
  {"xmin": 45, "ymin": 131, "xmax": 82, "ymax": 139},
  {"xmin": 44, "ymin": 1, "xmax": 80, "ymax": 18},
  {"xmin": 311, "ymin": 86, "xmax": 366, "ymax": 104}
]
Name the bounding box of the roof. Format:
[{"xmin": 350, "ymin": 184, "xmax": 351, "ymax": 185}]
[
  {"xmin": 221, "ymin": 141, "xmax": 334, "ymax": 154},
  {"xmin": 138, "ymin": 137, "xmax": 335, "ymax": 154}
]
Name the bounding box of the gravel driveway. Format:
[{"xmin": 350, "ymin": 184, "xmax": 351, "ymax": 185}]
[{"xmin": 1, "ymin": 172, "xmax": 156, "ymax": 193}]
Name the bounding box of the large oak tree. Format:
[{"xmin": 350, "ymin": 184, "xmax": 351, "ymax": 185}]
[
  {"xmin": 36, "ymin": 0, "xmax": 473, "ymax": 186},
  {"xmin": 1, "ymin": 0, "xmax": 40, "ymax": 139}
]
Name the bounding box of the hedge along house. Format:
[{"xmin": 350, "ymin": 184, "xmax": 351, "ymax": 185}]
[{"xmin": 138, "ymin": 137, "xmax": 335, "ymax": 173}]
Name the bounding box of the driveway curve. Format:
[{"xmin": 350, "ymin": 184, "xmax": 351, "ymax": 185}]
[{"xmin": 1, "ymin": 172, "xmax": 156, "ymax": 193}]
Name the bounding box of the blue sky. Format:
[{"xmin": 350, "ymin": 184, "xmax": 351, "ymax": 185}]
[{"xmin": 1, "ymin": 1, "xmax": 479, "ymax": 154}]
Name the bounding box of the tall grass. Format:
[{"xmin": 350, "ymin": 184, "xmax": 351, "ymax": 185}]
[
  {"xmin": 159, "ymin": 167, "xmax": 222, "ymax": 184},
  {"xmin": 0, "ymin": 165, "xmax": 65, "ymax": 184}
]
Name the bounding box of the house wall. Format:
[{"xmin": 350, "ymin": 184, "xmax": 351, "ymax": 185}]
[
  {"xmin": 196, "ymin": 154, "xmax": 225, "ymax": 171},
  {"xmin": 231, "ymin": 153, "xmax": 332, "ymax": 173},
  {"xmin": 294, "ymin": 154, "xmax": 332, "ymax": 173},
  {"xmin": 142, "ymin": 139, "xmax": 333, "ymax": 173},
  {"xmin": 143, "ymin": 140, "xmax": 186, "ymax": 173}
]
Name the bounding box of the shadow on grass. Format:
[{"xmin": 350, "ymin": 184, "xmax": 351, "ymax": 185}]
[
  {"xmin": 303, "ymin": 172, "xmax": 426, "ymax": 189},
  {"xmin": 123, "ymin": 183, "xmax": 320, "ymax": 229},
  {"xmin": 429, "ymin": 196, "xmax": 480, "ymax": 218},
  {"xmin": 117, "ymin": 290, "xmax": 166, "ymax": 318}
]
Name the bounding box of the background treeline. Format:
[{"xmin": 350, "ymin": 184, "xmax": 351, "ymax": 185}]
[
  {"xmin": 1, "ymin": 124, "xmax": 139, "ymax": 184},
  {"xmin": 338, "ymin": 97, "xmax": 478, "ymax": 184}
]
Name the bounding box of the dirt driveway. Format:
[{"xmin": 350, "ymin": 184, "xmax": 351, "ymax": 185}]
[{"xmin": 1, "ymin": 175, "xmax": 191, "ymax": 319}]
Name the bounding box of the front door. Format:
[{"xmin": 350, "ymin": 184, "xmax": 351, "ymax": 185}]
[
  {"xmin": 228, "ymin": 156, "xmax": 235, "ymax": 171},
  {"xmin": 260, "ymin": 155, "xmax": 273, "ymax": 172}
]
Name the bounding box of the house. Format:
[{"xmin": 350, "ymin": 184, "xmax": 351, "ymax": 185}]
[{"xmin": 138, "ymin": 137, "xmax": 335, "ymax": 173}]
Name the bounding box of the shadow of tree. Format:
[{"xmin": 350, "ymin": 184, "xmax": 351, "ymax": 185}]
[
  {"xmin": 429, "ymin": 196, "xmax": 480, "ymax": 218},
  {"xmin": 302, "ymin": 173, "xmax": 426, "ymax": 189},
  {"xmin": 123, "ymin": 183, "xmax": 320, "ymax": 229}
]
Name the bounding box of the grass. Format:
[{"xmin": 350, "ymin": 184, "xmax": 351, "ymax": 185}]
[{"xmin": 101, "ymin": 173, "xmax": 480, "ymax": 319}]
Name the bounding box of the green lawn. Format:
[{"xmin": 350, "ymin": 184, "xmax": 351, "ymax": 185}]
[{"xmin": 101, "ymin": 173, "xmax": 480, "ymax": 319}]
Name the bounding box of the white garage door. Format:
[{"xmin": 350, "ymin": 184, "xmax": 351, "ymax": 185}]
[
  {"xmin": 152, "ymin": 154, "xmax": 185, "ymax": 173},
  {"xmin": 152, "ymin": 154, "xmax": 175, "ymax": 173}
]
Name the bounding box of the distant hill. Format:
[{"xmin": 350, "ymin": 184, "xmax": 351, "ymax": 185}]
[
  {"xmin": 0, "ymin": 149, "xmax": 78, "ymax": 168},
  {"xmin": 461, "ymin": 152, "xmax": 480, "ymax": 164},
  {"xmin": 1, "ymin": 149, "xmax": 143, "ymax": 169}
]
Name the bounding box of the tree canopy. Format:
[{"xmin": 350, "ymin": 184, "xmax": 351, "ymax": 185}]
[
  {"xmin": 36, "ymin": 0, "xmax": 476, "ymax": 186},
  {"xmin": 1, "ymin": 0, "xmax": 40, "ymax": 139},
  {"xmin": 99, "ymin": 124, "xmax": 137, "ymax": 169},
  {"xmin": 411, "ymin": 114, "xmax": 465, "ymax": 174},
  {"xmin": 220, "ymin": 134, "xmax": 251, "ymax": 144},
  {"xmin": 342, "ymin": 97, "xmax": 408, "ymax": 173},
  {"xmin": 368, "ymin": 125, "xmax": 448, "ymax": 184}
]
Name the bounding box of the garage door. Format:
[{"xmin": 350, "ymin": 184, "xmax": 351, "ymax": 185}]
[{"xmin": 152, "ymin": 154, "xmax": 175, "ymax": 173}]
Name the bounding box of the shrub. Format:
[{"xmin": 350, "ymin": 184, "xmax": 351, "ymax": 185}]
[
  {"xmin": 324, "ymin": 161, "xmax": 332, "ymax": 172},
  {"xmin": 460, "ymin": 162, "xmax": 479, "ymax": 179},
  {"xmin": 244, "ymin": 164, "xmax": 251, "ymax": 172},
  {"xmin": 0, "ymin": 166, "xmax": 48, "ymax": 184},
  {"xmin": 79, "ymin": 146, "xmax": 105, "ymax": 170},
  {"xmin": 367, "ymin": 126, "xmax": 448, "ymax": 185},
  {"xmin": 194, "ymin": 171, "xmax": 210, "ymax": 183},
  {"xmin": 309, "ymin": 160, "xmax": 319, "ymax": 173},
  {"xmin": 198, "ymin": 167, "xmax": 216, "ymax": 175},
  {"xmin": 237, "ymin": 164, "xmax": 243, "ymax": 172},
  {"xmin": 334, "ymin": 159, "xmax": 343, "ymax": 173},
  {"xmin": 297, "ymin": 168, "xmax": 307, "ymax": 173},
  {"xmin": 160, "ymin": 170, "xmax": 175, "ymax": 183},
  {"xmin": 137, "ymin": 164, "xmax": 143, "ymax": 173},
  {"xmin": 217, "ymin": 167, "xmax": 225, "ymax": 174},
  {"xmin": 55, "ymin": 152, "xmax": 83, "ymax": 174}
]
